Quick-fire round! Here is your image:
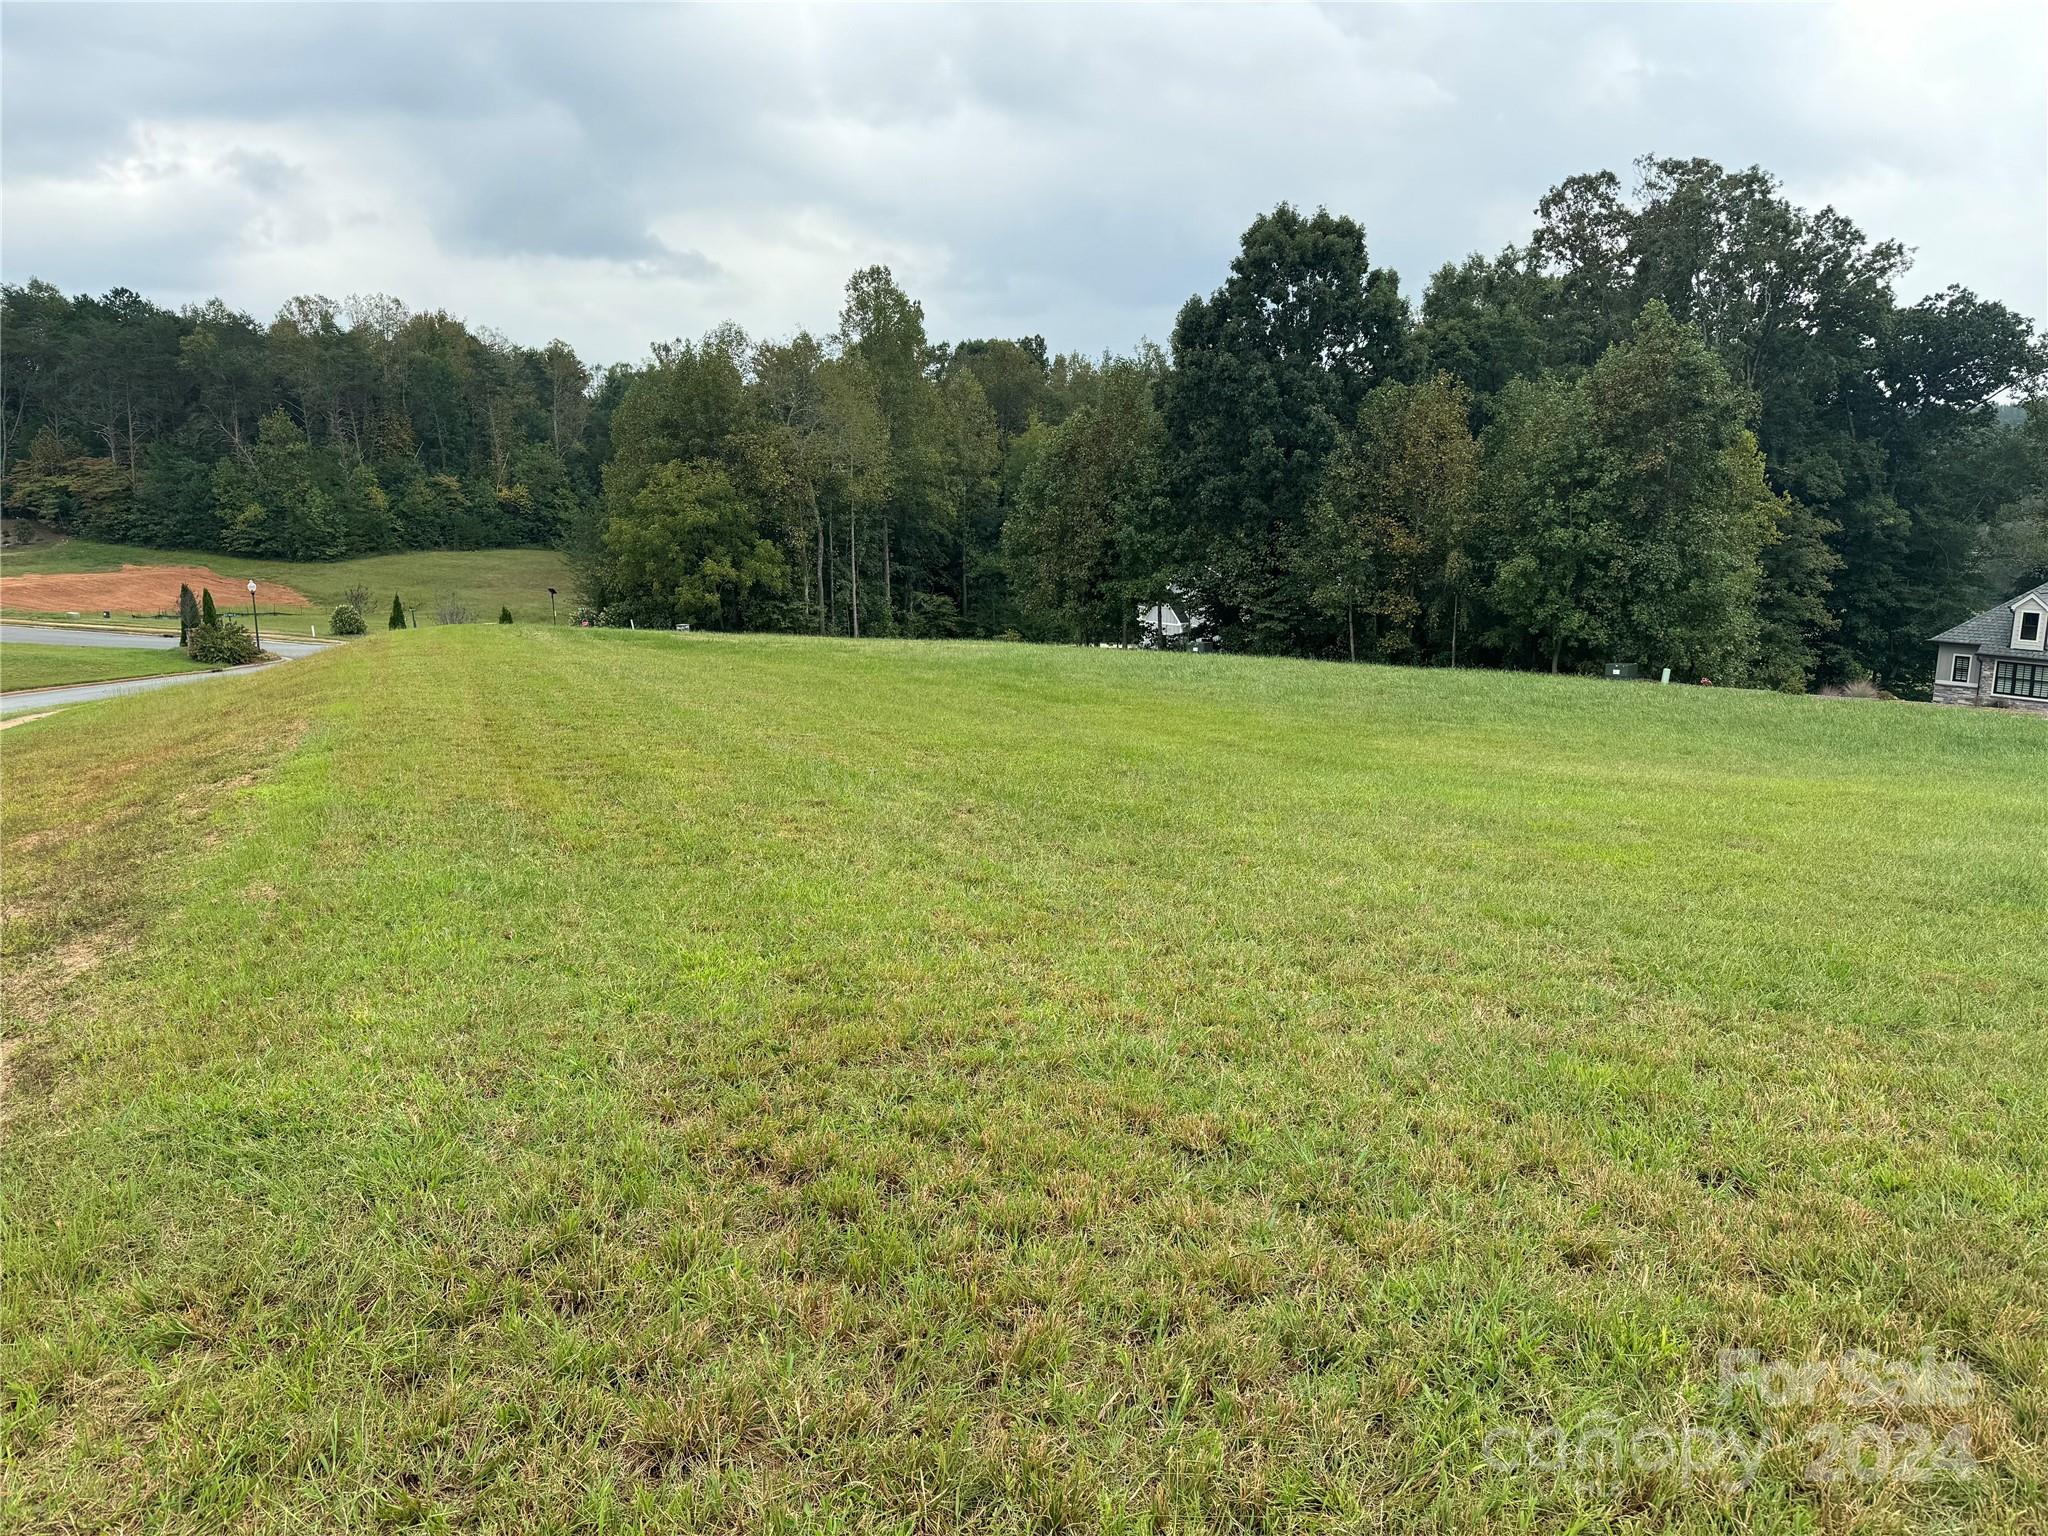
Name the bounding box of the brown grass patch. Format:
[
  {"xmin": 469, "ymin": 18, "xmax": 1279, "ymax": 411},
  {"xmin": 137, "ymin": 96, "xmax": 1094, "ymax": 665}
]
[{"xmin": 0, "ymin": 563, "xmax": 310, "ymax": 613}]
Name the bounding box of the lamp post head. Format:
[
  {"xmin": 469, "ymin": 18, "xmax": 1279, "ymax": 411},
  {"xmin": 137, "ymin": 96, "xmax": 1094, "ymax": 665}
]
[{"xmin": 247, "ymin": 580, "xmax": 258, "ymax": 595}]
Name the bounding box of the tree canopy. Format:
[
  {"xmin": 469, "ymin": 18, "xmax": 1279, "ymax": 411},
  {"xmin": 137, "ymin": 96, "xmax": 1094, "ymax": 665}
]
[{"xmin": 5, "ymin": 155, "xmax": 2041, "ymax": 693}]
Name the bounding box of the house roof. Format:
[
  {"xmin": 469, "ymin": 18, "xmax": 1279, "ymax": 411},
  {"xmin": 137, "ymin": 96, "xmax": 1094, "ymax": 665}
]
[{"xmin": 1930, "ymin": 583, "xmax": 2048, "ymax": 653}]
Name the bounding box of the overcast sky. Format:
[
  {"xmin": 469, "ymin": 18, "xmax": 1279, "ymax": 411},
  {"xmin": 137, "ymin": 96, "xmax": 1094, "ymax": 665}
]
[{"xmin": 4, "ymin": 2, "xmax": 2043, "ymax": 366}]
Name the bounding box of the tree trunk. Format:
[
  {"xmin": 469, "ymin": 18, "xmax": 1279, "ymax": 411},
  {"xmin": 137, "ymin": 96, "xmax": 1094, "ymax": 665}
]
[
  {"xmin": 0, "ymin": 378, "xmax": 26, "ymax": 463},
  {"xmin": 883, "ymin": 521, "xmax": 892, "ymax": 628},
  {"xmin": 1347, "ymin": 601, "xmax": 1356, "ymax": 663},
  {"xmin": 1551, "ymin": 634, "xmax": 1563, "ymax": 674},
  {"xmin": 815, "ymin": 496, "xmax": 827, "ymax": 636},
  {"xmin": 849, "ymin": 511, "xmax": 861, "ymax": 639}
]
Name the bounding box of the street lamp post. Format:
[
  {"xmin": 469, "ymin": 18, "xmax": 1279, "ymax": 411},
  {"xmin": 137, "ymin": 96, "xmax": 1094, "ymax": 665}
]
[
  {"xmin": 247, "ymin": 579, "xmax": 261, "ymax": 653},
  {"xmin": 548, "ymin": 587, "xmax": 558, "ymax": 623}
]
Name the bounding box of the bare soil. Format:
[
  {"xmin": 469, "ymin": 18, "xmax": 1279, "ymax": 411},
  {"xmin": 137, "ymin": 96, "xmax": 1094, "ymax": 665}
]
[{"xmin": 0, "ymin": 564, "xmax": 311, "ymax": 613}]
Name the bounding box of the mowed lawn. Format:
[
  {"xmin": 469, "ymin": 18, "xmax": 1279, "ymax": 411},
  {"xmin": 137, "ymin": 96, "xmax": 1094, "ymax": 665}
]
[
  {"xmin": 0, "ymin": 537, "xmax": 575, "ymax": 624},
  {"xmin": 3, "ymin": 630, "xmax": 2044, "ymax": 1534},
  {"xmin": 0, "ymin": 640, "xmax": 216, "ymax": 692}
]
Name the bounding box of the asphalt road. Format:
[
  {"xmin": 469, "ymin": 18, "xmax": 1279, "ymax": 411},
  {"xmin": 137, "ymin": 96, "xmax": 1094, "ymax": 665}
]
[{"xmin": 0, "ymin": 622, "xmax": 330, "ymax": 717}]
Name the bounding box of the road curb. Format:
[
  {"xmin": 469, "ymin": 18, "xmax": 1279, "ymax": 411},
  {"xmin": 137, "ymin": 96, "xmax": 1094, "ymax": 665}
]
[{"xmin": 0, "ymin": 665, "xmax": 241, "ymax": 699}]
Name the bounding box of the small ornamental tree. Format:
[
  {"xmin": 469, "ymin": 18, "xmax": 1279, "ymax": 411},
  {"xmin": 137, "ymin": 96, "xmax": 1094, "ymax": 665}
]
[
  {"xmin": 177, "ymin": 583, "xmax": 198, "ymax": 644},
  {"xmin": 388, "ymin": 595, "xmax": 407, "ymax": 629},
  {"xmin": 201, "ymin": 588, "xmax": 219, "ymax": 627},
  {"xmin": 329, "ymin": 602, "xmax": 367, "ymax": 636},
  {"xmin": 498, "ymin": 606, "xmax": 513, "ymax": 624}
]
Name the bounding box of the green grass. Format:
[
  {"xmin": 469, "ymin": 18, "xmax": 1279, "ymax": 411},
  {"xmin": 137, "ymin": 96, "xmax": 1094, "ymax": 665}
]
[
  {"xmin": 3, "ymin": 630, "xmax": 2043, "ymax": 1533},
  {"xmin": 0, "ymin": 536, "xmax": 574, "ymax": 624},
  {"xmin": 0, "ymin": 640, "xmax": 218, "ymax": 692}
]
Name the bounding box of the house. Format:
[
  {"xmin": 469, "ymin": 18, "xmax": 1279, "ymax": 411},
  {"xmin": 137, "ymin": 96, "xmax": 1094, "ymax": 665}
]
[
  {"xmin": 1929, "ymin": 582, "xmax": 2048, "ymax": 712},
  {"xmin": 1136, "ymin": 585, "xmax": 1213, "ymax": 649},
  {"xmin": 1137, "ymin": 597, "xmax": 1194, "ymax": 645}
]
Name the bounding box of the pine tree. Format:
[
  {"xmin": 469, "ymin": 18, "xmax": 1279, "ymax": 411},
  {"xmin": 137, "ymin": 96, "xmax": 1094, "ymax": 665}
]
[
  {"xmin": 200, "ymin": 588, "xmax": 218, "ymax": 626},
  {"xmin": 177, "ymin": 583, "xmax": 198, "ymax": 644},
  {"xmin": 498, "ymin": 606, "xmax": 513, "ymax": 624},
  {"xmin": 389, "ymin": 595, "xmax": 406, "ymax": 630}
]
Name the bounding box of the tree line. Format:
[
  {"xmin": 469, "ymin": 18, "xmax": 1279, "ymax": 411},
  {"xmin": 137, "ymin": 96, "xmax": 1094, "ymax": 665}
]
[
  {"xmin": 2, "ymin": 286, "xmax": 612, "ymax": 559},
  {"xmin": 5, "ymin": 156, "xmax": 2043, "ymax": 691}
]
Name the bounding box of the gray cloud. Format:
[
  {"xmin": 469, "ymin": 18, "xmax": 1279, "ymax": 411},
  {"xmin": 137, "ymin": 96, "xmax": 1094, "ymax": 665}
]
[{"xmin": 4, "ymin": 2, "xmax": 2042, "ymax": 366}]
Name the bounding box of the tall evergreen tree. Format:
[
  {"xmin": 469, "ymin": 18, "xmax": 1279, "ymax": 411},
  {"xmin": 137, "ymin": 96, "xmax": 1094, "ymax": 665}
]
[{"xmin": 1162, "ymin": 205, "xmax": 1410, "ymax": 651}]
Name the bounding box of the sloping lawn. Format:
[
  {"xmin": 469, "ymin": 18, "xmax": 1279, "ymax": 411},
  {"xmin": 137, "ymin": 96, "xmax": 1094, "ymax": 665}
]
[
  {"xmin": 3, "ymin": 629, "xmax": 2043, "ymax": 1533},
  {"xmin": 0, "ymin": 640, "xmax": 217, "ymax": 692}
]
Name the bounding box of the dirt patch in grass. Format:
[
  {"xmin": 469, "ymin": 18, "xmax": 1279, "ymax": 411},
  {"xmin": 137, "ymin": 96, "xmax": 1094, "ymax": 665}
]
[
  {"xmin": 1, "ymin": 925, "xmax": 130, "ymax": 1031},
  {"xmin": 0, "ymin": 1032, "xmax": 59, "ymax": 1124},
  {"xmin": 0, "ymin": 563, "xmax": 310, "ymax": 613}
]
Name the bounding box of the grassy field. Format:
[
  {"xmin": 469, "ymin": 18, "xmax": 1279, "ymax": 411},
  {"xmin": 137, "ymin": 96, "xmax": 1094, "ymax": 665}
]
[
  {"xmin": 0, "ymin": 640, "xmax": 217, "ymax": 692},
  {"xmin": 0, "ymin": 537, "xmax": 575, "ymax": 624},
  {"xmin": 3, "ymin": 630, "xmax": 2043, "ymax": 1533}
]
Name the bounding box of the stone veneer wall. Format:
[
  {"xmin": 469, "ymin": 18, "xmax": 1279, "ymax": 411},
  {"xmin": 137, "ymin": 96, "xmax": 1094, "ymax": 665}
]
[{"xmin": 1933, "ymin": 669, "xmax": 2048, "ymax": 713}]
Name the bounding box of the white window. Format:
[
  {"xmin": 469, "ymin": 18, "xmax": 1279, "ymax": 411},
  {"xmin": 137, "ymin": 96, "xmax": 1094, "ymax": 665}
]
[{"xmin": 1951, "ymin": 653, "xmax": 1972, "ymax": 684}]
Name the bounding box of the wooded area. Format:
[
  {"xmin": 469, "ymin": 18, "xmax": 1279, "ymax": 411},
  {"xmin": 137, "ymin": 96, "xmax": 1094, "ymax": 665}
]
[{"xmin": 5, "ymin": 157, "xmax": 2042, "ymax": 691}]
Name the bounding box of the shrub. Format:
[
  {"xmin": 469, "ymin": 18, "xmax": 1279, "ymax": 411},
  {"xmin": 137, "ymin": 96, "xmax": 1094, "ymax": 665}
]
[
  {"xmin": 329, "ymin": 602, "xmax": 367, "ymax": 636},
  {"xmin": 437, "ymin": 600, "xmax": 475, "ymax": 625},
  {"xmin": 498, "ymin": 606, "xmax": 514, "ymax": 624},
  {"xmin": 341, "ymin": 583, "xmax": 372, "ymax": 615},
  {"xmin": 1818, "ymin": 678, "xmax": 1895, "ymax": 701},
  {"xmin": 907, "ymin": 592, "xmax": 961, "ymax": 639},
  {"xmin": 389, "ymin": 595, "xmax": 407, "ymax": 630},
  {"xmin": 188, "ymin": 618, "xmax": 261, "ymax": 666},
  {"xmin": 178, "ymin": 583, "xmax": 198, "ymax": 645},
  {"xmin": 201, "ymin": 588, "xmax": 219, "ymax": 626}
]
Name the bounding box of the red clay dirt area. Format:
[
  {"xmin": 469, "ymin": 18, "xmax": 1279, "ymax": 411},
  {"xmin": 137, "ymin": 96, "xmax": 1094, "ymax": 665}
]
[{"xmin": 0, "ymin": 565, "xmax": 311, "ymax": 614}]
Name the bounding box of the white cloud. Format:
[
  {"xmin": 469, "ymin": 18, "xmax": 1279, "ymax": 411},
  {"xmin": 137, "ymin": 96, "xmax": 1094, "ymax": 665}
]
[{"xmin": 3, "ymin": 1, "xmax": 2041, "ymax": 360}]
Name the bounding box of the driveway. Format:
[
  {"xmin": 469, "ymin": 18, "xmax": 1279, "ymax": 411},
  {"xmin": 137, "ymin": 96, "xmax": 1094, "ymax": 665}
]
[{"xmin": 0, "ymin": 622, "xmax": 331, "ymax": 717}]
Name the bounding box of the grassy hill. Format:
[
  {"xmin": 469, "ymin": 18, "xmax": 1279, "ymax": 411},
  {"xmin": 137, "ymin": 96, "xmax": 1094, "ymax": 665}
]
[
  {"xmin": 0, "ymin": 536, "xmax": 575, "ymax": 624},
  {"xmin": 4, "ymin": 631, "xmax": 2043, "ymax": 1533}
]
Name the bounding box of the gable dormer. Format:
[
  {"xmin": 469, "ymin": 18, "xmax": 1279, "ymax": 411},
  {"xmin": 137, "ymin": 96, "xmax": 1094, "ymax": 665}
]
[{"xmin": 2012, "ymin": 592, "xmax": 2047, "ymax": 652}]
